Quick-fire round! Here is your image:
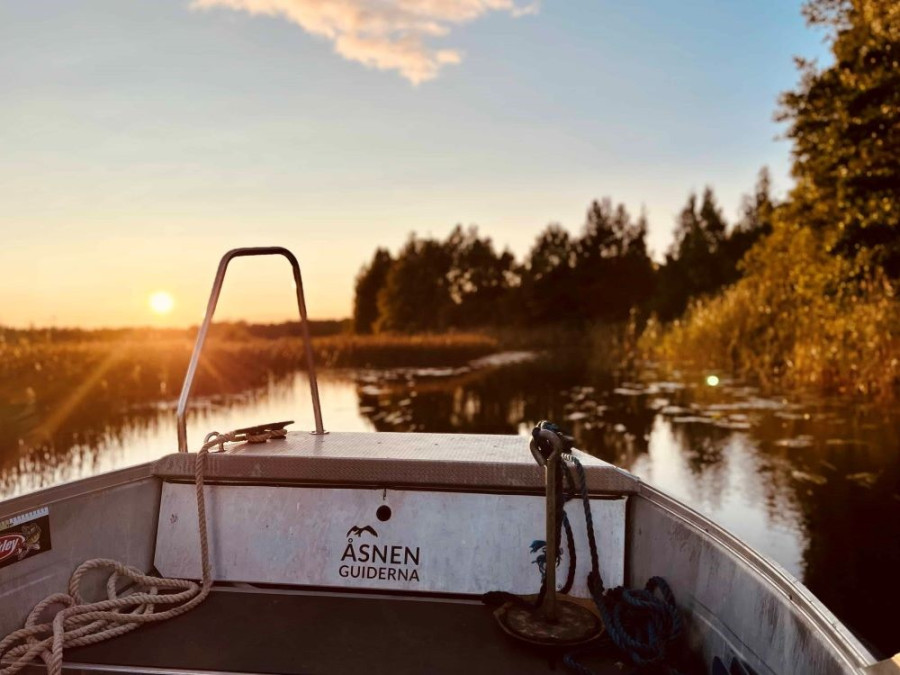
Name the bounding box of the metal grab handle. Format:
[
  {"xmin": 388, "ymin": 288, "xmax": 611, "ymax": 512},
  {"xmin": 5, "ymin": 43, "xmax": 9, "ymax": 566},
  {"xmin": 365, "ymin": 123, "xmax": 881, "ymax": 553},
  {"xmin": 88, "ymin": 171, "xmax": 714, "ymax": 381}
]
[{"xmin": 176, "ymin": 247, "xmax": 325, "ymax": 452}]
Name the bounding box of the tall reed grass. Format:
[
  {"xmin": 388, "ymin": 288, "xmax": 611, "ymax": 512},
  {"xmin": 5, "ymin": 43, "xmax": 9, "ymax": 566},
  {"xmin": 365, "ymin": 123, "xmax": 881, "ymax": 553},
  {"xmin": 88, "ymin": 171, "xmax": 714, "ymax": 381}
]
[
  {"xmin": 0, "ymin": 332, "xmax": 499, "ymax": 414},
  {"xmin": 643, "ymin": 222, "xmax": 899, "ymax": 401}
]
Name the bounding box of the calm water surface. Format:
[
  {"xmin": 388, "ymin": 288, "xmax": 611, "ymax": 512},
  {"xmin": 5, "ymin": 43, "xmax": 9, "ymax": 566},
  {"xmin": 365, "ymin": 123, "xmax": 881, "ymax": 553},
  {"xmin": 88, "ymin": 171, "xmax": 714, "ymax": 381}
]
[{"xmin": 2, "ymin": 356, "xmax": 898, "ymax": 655}]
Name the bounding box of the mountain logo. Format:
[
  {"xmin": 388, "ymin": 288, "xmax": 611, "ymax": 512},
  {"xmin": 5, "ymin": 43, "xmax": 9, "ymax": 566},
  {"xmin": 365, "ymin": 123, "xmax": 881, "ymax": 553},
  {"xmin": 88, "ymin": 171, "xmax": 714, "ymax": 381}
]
[{"xmin": 346, "ymin": 525, "xmax": 378, "ymax": 538}]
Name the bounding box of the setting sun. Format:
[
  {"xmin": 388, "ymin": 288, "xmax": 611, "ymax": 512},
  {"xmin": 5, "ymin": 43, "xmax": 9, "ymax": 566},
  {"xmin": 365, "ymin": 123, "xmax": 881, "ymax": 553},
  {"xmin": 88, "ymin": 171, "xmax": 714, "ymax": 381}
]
[{"xmin": 149, "ymin": 291, "xmax": 174, "ymax": 315}]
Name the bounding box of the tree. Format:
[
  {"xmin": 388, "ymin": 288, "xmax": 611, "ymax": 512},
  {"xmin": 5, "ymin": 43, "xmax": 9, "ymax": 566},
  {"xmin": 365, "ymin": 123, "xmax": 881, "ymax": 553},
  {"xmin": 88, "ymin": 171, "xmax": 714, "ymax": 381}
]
[
  {"xmin": 353, "ymin": 248, "xmax": 393, "ymax": 334},
  {"xmin": 615, "ymin": 210, "xmax": 656, "ymax": 320},
  {"xmin": 655, "ymin": 187, "xmax": 730, "ymax": 320},
  {"xmin": 778, "ymin": 0, "xmax": 900, "ymax": 276},
  {"xmin": 443, "ymin": 225, "xmax": 517, "ymax": 327},
  {"xmin": 574, "ymin": 199, "xmax": 655, "ymax": 322},
  {"xmin": 651, "ymin": 0, "xmax": 899, "ymax": 408},
  {"xmin": 520, "ymin": 224, "xmax": 578, "ymax": 323},
  {"xmin": 723, "ymin": 167, "xmax": 777, "ymax": 284},
  {"xmin": 375, "ymin": 235, "xmax": 452, "ymax": 333}
]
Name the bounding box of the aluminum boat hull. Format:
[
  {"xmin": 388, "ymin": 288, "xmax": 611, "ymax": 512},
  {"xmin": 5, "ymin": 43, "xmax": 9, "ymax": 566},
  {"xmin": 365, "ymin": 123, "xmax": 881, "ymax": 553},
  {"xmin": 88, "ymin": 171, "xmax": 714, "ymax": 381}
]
[{"xmin": 0, "ymin": 431, "xmax": 880, "ymax": 674}]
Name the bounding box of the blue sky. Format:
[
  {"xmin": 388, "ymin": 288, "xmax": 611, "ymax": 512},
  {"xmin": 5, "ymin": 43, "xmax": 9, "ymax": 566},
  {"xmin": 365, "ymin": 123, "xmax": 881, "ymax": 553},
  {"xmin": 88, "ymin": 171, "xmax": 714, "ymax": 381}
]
[{"xmin": 0, "ymin": 0, "xmax": 829, "ymax": 327}]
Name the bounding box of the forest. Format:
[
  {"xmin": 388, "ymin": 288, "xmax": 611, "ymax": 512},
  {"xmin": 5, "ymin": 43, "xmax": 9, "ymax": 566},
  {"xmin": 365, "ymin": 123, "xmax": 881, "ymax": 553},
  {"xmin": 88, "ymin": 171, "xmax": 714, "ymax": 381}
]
[
  {"xmin": 353, "ymin": 178, "xmax": 772, "ymax": 332},
  {"xmin": 352, "ymin": 0, "xmax": 899, "ymax": 401}
]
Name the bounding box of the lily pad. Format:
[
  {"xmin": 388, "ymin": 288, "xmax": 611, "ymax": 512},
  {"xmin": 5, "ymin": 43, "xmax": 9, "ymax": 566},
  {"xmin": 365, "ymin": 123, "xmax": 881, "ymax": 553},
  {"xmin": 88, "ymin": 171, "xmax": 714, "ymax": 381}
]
[
  {"xmin": 791, "ymin": 470, "xmax": 828, "ymax": 485},
  {"xmin": 845, "ymin": 472, "xmax": 879, "ymax": 488}
]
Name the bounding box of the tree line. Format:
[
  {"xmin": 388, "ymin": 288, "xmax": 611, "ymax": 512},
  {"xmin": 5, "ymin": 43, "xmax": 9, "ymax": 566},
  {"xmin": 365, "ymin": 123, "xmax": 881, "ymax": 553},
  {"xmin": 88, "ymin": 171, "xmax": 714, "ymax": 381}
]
[
  {"xmin": 655, "ymin": 0, "xmax": 898, "ymax": 401},
  {"xmin": 353, "ymin": 172, "xmax": 775, "ymax": 333},
  {"xmin": 355, "ymin": 0, "xmax": 898, "ymax": 342}
]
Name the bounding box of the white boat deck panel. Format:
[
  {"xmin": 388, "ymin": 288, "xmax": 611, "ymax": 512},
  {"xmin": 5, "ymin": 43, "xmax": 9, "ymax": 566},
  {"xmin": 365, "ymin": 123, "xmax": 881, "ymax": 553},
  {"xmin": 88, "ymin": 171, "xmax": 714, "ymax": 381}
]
[
  {"xmin": 154, "ymin": 432, "xmax": 629, "ymax": 594},
  {"xmin": 152, "ymin": 431, "xmax": 641, "ymax": 494}
]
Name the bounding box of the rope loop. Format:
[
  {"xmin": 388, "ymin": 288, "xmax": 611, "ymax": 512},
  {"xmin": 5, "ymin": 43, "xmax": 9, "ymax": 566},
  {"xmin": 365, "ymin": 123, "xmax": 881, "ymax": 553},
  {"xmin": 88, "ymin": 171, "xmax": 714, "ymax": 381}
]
[
  {"xmin": 0, "ymin": 430, "xmax": 227, "ymax": 675},
  {"xmin": 483, "ymin": 425, "xmax": 684, "ymax": 674},
  {"xmin": 563, "ymin": 454, "xmax": 684, "ymax": 675}
]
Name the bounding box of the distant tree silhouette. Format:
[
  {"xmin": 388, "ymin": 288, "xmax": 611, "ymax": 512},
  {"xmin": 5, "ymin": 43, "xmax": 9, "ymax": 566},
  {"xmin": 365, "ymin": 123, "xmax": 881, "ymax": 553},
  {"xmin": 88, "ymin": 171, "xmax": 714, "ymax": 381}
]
[
  {"xmin": 443, "ymin": 225, "xmax": 517, "ymax": 327},
  {"xmin": 353, "ymin": 185, "xmax": 771, "ymax": 331},
  {"xmin": 520, "ymin": 224, "xmax": 578, "ymax": 323},
  {"xmin": 616, "ymin": 211, "xmax": 656, "ymax": 319},
  {"xmin": 574, "ymin": 199, "xmax": 655, "ymax": 322},
  {"xmin": 723, "ymin": 168, "xmax": 777, "ymax": 284},
  {"xmin": 375, "ymin": 235, "xmax": 452, "ymax": 333},
  {"xmin": 353, "ymin": 248, "xmax": 393, "ymax": 334},
  {"xmin": 655, "ymin": 188, "xmax": 730, "ymax": 321}
]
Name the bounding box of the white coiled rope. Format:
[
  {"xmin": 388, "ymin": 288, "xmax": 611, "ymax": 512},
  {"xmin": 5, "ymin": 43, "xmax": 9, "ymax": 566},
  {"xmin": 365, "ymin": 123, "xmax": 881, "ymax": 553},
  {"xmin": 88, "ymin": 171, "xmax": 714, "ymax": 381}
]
[{"xmin": 0, "ymin": 429, "xmax": 258, "ymax": 675}]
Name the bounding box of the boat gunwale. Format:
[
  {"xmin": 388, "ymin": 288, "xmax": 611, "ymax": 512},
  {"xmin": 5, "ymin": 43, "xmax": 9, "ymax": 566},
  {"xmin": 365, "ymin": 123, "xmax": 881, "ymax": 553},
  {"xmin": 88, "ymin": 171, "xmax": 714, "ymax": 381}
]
[
  {"xmin": 55, "ymin": 661, "xmax": 269, "ymax": 675},
  {"xmin": 637, "ymin": 482, "xmax": 874, "ymax": 672},
  {"xmin": 0, "ymin": 463, "xmax": 156, "ymax": 521},
  {"xmin": 150, "ymin": 434, "xmax": 641, "ymax": 496}
]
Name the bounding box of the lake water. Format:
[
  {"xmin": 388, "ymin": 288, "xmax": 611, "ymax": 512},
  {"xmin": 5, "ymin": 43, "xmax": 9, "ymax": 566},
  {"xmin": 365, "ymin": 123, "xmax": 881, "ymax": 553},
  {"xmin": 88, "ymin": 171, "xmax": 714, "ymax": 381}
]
[{"xmin": 1, "ymin": 355, "xmax": 898, "ymax": 656}]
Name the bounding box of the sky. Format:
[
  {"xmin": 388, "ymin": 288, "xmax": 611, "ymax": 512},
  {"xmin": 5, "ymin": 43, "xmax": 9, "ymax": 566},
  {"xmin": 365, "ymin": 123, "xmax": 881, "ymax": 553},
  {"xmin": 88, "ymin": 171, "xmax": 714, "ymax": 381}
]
[{"xmin": 0, "ymin": 0, "xmax": 830, "ymax": 328}]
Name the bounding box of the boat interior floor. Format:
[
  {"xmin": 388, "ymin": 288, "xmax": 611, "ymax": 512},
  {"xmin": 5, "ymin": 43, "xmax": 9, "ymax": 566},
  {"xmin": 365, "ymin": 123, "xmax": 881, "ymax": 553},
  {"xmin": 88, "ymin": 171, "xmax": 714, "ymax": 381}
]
[{"xmin": 61, "ymin": 587, "xmax": 629, "ymax": 674}]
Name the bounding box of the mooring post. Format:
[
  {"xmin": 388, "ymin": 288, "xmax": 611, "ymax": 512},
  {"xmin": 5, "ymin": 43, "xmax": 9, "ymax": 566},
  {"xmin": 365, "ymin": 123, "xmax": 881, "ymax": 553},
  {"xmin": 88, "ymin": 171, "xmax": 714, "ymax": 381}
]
[
  {"xmin": 493, "ymin": 421, "xmax": 602, "ymax": 646},
  {"xmin": 542, "ymin": 444, "xmax": 560, "ymax": 622}
]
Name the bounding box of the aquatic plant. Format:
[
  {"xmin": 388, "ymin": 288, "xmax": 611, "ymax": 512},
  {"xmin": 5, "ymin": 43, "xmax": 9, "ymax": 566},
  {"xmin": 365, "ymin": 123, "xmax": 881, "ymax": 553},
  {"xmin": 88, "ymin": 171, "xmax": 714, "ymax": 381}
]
[
  {"xmin": 646, "ymin": 221, "xmax": 899, "ymax": 401},
  {"xmin": 0, "ymin": 332, "xmax": 500, "ymax": 439},
  {"xmin": 645, "ymin": 0, "xmax": 900, "ymax": 404}
]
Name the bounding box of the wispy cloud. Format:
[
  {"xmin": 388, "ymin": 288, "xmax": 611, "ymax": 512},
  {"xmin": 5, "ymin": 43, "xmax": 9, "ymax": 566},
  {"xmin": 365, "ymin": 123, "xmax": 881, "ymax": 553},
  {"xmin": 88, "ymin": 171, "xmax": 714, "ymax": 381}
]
[{"xmin": 190, "ymin": 0, "xmax": 540, "ymax": 83}]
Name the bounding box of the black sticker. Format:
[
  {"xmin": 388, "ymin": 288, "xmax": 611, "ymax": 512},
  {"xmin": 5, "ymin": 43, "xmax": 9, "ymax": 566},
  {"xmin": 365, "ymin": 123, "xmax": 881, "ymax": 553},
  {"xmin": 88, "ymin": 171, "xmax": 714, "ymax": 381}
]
[{"xmin": 0, "ymin": 508, "xmax": 52, "ymax": 569}]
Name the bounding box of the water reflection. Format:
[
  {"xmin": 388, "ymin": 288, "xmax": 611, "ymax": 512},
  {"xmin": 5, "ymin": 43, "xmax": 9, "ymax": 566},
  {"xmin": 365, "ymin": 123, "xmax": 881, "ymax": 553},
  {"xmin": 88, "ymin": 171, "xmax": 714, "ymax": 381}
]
[
  {"xmin": 0, "ymin": 372, "xmax": 374, "ymax": 497},
  {"xmin": 0, "ymin": 357, "xmax": 897, "ymax": 655},
  {"xmin": 354, "ymin": 359, "xmax": 899, "ymax": 656}
]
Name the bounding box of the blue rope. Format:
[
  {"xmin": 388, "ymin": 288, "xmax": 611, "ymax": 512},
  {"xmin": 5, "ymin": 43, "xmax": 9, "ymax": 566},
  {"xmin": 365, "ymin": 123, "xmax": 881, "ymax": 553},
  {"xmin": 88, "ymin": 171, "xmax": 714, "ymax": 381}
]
[
  {"xmin": 485, "ymin": 421, "xmax": 684, "ymax": 673},
  {"xmin": 565, "ymin": 455, "xmax": 683, "ymax": 674}
]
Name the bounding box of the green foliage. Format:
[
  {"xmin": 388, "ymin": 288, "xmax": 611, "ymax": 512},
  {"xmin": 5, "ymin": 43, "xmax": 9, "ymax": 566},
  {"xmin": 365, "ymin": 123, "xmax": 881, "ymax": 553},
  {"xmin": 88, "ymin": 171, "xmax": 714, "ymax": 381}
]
[
  {"xmin": 649, "ymin": 0, "xmax": 900, "ymax": 401},
  {"xmin": 346, "ymin": 0, "xmax": 900, "ymax": 403},
  {"xmin": 655, "ymin": 187, "xmax": 739, "ymax": 321},
  {"xmin": 357, "ymin": 199, "xmax": 658, "ymax": 333},
  {"xmin": 573, "ymin": 200, "xmax": 655, "ymax": 322},
  {"xmin": 778, "ymin": 0, "xmax": 900, "ymax": 276},
  {"xmin": 375, "ymin": 236, "xmax": 452, "ymax": 333},
  {"xmin": 353, "ymin": 248, "xmax": 393, "ymax": 334},
  {"xmin": 516, "ymin": 201, "xmax": 656, "ymax": 325},
  {"xmin": 443, "ymin": 226, "xmax": 517, "ymax": 327},
  {"xmin": 650, "ymin": 218, "xmax": 898, "ymax": 398},
  {"xmin": 370, "ymin": 227, "xmax": 516, "ymax": 333}
]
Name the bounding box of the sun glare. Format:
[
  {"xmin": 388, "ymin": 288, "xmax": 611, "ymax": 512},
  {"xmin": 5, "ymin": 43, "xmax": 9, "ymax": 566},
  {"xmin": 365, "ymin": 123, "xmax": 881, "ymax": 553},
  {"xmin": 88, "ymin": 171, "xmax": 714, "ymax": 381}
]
[{"xmin": 149, "ymin": 291, "xmax": 175, "ymax": 315}]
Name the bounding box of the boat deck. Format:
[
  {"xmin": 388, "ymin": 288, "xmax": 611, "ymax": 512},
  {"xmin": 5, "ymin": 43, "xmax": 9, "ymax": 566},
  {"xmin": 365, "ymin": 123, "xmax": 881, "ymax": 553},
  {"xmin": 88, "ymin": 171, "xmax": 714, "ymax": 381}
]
[
  {"xmin": 64, "ymin": 588, "xmax": 627, "ymax": 674},
  {"xmin": 152, "ymin": 431, "xmax": 640, "ymax": 495}
]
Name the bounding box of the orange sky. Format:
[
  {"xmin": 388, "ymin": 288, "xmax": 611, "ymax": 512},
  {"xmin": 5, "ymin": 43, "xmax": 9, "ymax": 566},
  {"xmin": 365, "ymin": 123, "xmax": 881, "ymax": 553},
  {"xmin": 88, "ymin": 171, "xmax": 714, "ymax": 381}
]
[{"xmin": 1, "ymin": 233, "xmax": 357, "ymax": 328}]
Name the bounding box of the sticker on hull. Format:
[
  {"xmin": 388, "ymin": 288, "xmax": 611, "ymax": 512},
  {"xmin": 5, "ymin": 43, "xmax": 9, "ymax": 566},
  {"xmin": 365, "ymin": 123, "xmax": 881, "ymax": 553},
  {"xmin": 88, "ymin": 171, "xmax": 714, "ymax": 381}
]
[
  {"xmin": 0, "ymin": 507, "xmax": 51, "ymax": 569},
  {"xmin": 339, "ymin": 526, "xmax": 421, "ymax": 582}
]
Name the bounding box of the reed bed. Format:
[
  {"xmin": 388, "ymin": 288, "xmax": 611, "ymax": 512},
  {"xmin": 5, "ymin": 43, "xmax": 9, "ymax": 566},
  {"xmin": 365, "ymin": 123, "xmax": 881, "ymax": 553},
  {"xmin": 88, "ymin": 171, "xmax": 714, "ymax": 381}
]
[
  {"xmin": 642, "ymin": 223, "xmax": 900, "ymax": 402},
  {"xmin": 0, "ymin": 332, "xmax": 499, "ymax": 415}
]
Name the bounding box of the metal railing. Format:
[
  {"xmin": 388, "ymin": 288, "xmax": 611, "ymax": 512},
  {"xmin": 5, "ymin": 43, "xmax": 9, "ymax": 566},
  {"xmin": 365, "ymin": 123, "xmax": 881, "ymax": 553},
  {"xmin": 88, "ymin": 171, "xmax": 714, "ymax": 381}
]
[{"xmin": 176, "ymin": 247, "xmax": 325, "ymax": 452}]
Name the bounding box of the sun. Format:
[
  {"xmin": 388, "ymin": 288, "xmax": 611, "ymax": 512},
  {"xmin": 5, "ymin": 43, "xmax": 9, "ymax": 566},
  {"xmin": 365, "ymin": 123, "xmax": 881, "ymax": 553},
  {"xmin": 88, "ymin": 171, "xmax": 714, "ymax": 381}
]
[{"xmin": 149, "ymin": 291, "xmax": 175, "ymax": 315}]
